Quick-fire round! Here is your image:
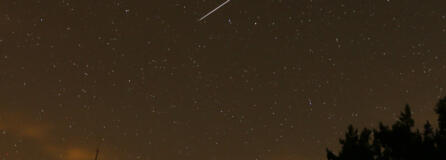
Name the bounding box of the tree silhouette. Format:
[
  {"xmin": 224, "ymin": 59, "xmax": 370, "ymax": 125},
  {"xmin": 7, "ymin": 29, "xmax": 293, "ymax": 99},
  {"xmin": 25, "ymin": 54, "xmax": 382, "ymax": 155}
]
[
  {"xmin": 327, "ymin": 97, "xmax": 446, "ymax": 160},
  {"xmin": 435, "ymin": 97, "xmax": 446, "ymax": 158},
  {"xmin": 326, "ymin": 126, "xmax": 374, "ymax": 160}
]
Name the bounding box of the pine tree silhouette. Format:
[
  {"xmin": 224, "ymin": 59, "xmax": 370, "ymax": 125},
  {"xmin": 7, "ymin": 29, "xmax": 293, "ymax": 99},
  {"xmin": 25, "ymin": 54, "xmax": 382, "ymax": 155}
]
[
  {"xmin": 435, "ymin": 97, "xmax": 446, "ymax": 159},
  {"xmin": 422, "ymin": 121, "xmax": 436, "ymax": 159},
  {"xmin": 327, "ymin": 97, "xmax": 446, "ymax": 160}
]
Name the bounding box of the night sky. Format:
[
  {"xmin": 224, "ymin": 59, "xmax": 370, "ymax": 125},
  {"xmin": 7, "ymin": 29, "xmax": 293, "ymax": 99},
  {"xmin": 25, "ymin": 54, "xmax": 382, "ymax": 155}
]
[{"xmin": 1, "ymin": 0, "xmax": 446, "ymax": 160}]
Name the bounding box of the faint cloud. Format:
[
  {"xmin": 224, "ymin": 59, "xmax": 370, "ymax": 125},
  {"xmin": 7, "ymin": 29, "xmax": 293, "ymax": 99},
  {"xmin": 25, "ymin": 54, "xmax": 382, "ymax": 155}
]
[
  {"xmin": 66, "ymin": 148, "xmax": 95, "ymax": 160},
  {"xmin": 0, "ymin": 111, "xmax": 51, "ymax": 140},
  {"xmin": 0, "ymin": 111, "xmax": 108, "ymax": 160}
]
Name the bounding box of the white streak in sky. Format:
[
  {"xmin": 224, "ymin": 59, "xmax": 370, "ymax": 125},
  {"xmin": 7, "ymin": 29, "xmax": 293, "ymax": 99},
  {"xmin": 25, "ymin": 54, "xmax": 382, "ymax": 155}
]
[{"xmin": 198, "ymin": 0, "xmax": 231, "ymax": 21}]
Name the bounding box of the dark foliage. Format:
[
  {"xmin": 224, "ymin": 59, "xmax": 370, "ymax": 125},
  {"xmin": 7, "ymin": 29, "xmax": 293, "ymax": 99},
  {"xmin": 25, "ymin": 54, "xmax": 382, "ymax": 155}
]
[{"xmin": 327, "ymin": 97, "xmax": 446, "ymax": 160}]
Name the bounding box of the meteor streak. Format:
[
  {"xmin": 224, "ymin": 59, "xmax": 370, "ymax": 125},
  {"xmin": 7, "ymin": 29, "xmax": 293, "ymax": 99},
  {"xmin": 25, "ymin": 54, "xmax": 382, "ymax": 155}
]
[{"xmin": 198, "ymin": 0, "xmax": 231, "ymax": 21}]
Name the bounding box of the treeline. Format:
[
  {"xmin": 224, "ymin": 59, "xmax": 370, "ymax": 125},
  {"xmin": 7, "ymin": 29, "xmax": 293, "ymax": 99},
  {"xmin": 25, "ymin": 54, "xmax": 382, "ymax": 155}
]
[{"xmin": 327, "ymin": 97, "xmax": 446, "ymax": 160}]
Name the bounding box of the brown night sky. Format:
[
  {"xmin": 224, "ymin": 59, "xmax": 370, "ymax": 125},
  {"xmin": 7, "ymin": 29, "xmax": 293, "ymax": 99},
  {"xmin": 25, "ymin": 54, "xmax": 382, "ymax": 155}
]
[{"xmin": 1, "ymin": 0, "xmax": 446, "ymax": 160}]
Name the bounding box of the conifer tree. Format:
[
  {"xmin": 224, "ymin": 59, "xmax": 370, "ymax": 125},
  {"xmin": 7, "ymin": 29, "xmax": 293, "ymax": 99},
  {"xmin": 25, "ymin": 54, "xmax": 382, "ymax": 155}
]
[{"xmin": 327, "ymin": 97, "xmax": 446, "ymax": 160}]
